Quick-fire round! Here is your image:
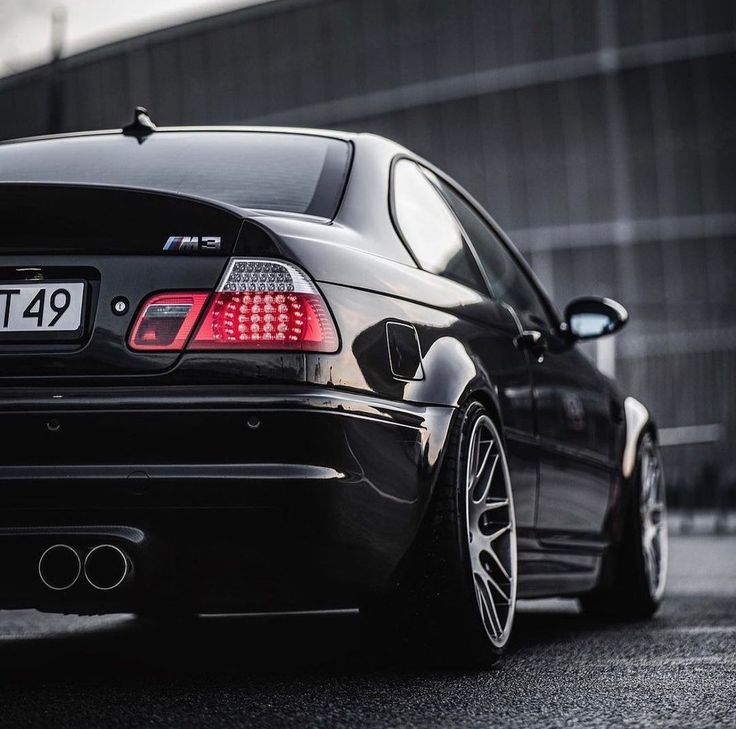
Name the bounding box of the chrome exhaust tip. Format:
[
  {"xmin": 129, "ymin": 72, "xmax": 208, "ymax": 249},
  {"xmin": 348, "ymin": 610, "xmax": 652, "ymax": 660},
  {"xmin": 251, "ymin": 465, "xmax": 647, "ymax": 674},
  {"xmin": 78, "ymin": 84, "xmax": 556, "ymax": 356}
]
[
  {"xmin": 38, "ymin": 544, "xmax": 81, "ymax": 591},
  {"xmin": 84, "ymin": 544, "xmax": 129, "ymax": 591}
]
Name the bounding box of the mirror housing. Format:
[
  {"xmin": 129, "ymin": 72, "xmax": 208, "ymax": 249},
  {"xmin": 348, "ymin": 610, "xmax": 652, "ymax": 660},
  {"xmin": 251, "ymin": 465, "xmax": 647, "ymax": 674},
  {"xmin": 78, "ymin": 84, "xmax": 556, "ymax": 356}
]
[{"xmin": 563, "ymin": 297, "xmax": 628, "ymax": 341}]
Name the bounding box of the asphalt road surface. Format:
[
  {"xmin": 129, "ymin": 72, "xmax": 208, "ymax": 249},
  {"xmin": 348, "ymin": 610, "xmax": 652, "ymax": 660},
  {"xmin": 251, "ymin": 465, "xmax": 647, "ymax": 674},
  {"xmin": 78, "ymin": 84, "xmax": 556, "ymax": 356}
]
[{"xmin": 1, "ymin": 535, "xmax": 734, "ymax": 728}]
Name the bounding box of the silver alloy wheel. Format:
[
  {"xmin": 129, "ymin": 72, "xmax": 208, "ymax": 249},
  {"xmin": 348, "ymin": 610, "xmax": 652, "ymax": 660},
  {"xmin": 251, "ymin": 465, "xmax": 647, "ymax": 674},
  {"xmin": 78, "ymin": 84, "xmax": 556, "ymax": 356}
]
[
  {"xmin": 640, "ymin": 436, "xmax": 668, "ymax": 601},
  {"xmin": 465, "ymin": 415, "xmax": 517, "ymax": 648}
]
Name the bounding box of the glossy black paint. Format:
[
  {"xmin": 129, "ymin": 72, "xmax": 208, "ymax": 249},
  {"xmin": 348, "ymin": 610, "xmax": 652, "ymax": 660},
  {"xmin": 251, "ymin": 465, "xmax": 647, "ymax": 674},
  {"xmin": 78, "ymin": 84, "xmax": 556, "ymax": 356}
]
[
  {"xmin": 0, "ymin": 388, "xmax": 452, "ymax": 612},
  {"xmin": 564, "ymin": 296, "xmax": 629, "ymax": 340},
  {"xmin": 0, "ymin": 128, "xmax": 643, "ymax": 612},
  {"xmin": 0, "ymin": 183, "xmax": 243, "ymax": 256}
]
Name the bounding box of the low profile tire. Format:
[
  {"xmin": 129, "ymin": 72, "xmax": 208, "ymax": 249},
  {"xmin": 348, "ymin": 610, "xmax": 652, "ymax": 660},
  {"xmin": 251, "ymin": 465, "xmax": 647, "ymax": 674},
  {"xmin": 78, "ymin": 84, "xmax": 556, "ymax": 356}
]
[
  {"xmin": 579, "ymin": 432, "xmax": 668, "ymax": 619},
  {"xmin": 371, "ymin": 400, "xmax": 518, "ymax": 665}
]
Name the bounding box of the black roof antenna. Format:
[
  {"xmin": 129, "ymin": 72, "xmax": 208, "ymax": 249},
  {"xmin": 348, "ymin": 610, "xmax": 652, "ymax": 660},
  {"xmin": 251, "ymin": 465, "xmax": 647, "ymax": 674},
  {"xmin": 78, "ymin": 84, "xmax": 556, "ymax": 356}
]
[{"xmin": 122, "ymin": 106, "xmax": 156, "ymax": 143}]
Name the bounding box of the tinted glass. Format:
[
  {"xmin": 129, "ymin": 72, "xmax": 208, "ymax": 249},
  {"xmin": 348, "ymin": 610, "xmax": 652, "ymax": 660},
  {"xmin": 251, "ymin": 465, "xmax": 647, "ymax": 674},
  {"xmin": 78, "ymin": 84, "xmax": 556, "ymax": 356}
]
[
  {"xmin": 0, "ymin": 132, "xmax": 351, "ymax": 219},
  {"xmin": 438, "ymin": 182, "xmax": 553, "ymax": 327},
  {"xmin": 393, "ymin": 159, "xmax": 485, "ymax": 292}
]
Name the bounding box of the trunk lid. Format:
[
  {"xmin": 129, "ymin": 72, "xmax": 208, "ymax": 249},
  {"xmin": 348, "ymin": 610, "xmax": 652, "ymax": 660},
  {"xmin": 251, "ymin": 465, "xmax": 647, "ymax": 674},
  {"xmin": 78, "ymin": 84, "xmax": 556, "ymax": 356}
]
[
  {"xmin": 0, "ymin": 184, "xmax": 279, "ymax": 379},
  {"xmin": 0, "ymin": 183, "xmax": 244, "ymax": 256}
]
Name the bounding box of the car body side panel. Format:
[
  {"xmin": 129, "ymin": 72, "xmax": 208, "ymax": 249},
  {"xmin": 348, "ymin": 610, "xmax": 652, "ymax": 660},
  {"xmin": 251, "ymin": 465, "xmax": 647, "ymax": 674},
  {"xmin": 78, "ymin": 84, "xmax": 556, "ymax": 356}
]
[
  {"xmin": 534, "ymin": 346, "xmax": 618, "ymax": 541},
  {"xmin": 302, "ymin": 281, "xmax": 540, "ymax": 550},
  {"xmin": 246, "ymin": 197, "xmax": 629, "ymax": 596}
]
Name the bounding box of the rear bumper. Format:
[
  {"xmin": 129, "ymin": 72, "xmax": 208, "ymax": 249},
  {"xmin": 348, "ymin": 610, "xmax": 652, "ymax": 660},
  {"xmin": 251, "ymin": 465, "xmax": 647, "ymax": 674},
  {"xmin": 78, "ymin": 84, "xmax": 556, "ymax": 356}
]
[{"xmin": 0, "ymin": 386, "xmax": 454, "ymax": 613}]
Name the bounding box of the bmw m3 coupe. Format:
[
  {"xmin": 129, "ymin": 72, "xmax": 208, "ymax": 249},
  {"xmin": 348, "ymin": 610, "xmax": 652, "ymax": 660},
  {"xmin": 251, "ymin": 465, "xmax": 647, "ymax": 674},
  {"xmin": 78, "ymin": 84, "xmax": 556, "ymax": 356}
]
[{"xmin": 0, "ymin": 111, "xmax": 667, "ymax": 663}]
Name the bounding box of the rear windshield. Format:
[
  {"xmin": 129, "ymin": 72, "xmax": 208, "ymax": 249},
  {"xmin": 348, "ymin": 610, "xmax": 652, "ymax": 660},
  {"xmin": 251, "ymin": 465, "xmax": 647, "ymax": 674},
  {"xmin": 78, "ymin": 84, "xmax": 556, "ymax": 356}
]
[{"xmin": 0, "ymin": 131, "xmax": 351, "ymax": 219}]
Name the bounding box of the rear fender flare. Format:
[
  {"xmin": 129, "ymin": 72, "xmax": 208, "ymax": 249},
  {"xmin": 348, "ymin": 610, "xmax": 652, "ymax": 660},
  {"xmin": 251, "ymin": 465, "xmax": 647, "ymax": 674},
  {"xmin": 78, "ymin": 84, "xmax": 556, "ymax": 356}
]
[
  {"xmin": 403, "ymin": 335, "xmax": 499, "ymax": 412},
  {"xmin": 623, "ymin": 396, "xmax": 652, "ymax": 479}
]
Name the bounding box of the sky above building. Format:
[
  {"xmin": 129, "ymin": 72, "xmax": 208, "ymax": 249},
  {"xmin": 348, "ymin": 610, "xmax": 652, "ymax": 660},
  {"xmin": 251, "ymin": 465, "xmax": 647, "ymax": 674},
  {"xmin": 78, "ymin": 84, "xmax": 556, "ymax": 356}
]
[{"xmin": 0, "ymin": 0, "xmax": 263, "ymax": 78}]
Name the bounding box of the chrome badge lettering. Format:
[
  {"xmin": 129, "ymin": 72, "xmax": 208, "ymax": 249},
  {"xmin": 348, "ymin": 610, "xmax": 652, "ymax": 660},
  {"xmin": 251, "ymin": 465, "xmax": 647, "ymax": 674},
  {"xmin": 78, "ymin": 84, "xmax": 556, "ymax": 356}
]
[{"xmin": 163, "ymin": 236, "xmax": 222, "ymax": 252}]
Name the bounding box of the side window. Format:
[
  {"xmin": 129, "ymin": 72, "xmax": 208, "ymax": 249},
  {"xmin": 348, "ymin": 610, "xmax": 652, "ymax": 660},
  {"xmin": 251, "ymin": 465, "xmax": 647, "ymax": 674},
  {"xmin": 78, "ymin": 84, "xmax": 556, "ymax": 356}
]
[
  {"xmin": 437, "ymin": 181, "xmax": 554, "ymax": 328},
  {"xmin": 392, "ymin": 159, "xmax": 486, "ymax": 293}
]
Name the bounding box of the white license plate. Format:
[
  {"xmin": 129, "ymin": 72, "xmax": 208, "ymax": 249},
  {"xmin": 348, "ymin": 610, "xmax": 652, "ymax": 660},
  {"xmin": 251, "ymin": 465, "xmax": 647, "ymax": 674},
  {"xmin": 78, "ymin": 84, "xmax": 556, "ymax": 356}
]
[{"xmin": 0, "ymin": 282, "xmax": 85, "ymax": 333}]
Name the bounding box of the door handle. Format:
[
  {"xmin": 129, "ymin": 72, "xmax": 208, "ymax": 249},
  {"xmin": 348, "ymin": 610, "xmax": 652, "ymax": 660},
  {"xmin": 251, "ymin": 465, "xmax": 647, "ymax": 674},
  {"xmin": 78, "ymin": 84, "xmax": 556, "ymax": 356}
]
[{"xmin": 514, "ymin": 329, "xmax": 548, "ymax": 360}]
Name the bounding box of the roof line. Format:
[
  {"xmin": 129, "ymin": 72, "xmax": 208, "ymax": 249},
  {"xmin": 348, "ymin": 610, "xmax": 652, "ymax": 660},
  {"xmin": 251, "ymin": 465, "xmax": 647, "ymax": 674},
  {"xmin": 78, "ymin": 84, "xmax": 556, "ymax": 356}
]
[{"xmin": 0, "ymin": 125, "xmax": 358, "ymax": 146}]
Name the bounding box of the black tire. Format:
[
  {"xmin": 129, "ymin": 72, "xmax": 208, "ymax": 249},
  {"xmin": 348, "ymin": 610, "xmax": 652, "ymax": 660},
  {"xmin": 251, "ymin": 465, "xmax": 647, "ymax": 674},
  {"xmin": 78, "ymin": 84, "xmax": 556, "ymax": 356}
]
[
  {"xmin": 367, "ymin": 400, "xmax": 518, "ymax": 666},
  {"xmin": 579, "ymin": 432, "xmax": 668, "ymax": 619}
]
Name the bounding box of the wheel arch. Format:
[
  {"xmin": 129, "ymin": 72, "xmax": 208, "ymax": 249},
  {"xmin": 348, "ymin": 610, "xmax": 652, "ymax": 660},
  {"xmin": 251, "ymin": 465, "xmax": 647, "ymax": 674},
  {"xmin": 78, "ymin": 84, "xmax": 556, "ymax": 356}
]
[
  {"xmin": 622, "ymin": 396, "xmax": 657, "ymax": 480},
  {"xmin": 464, "ymin": 387, "xmax": 503, "ymax": 429},
  {"xmin": 400, "ymin": 385, "xmax": 505, "ymax": 565}
]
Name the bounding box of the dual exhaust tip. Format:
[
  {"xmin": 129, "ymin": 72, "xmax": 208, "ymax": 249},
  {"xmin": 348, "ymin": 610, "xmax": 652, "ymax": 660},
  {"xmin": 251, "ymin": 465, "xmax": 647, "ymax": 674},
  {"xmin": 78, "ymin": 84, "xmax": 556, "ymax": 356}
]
[{"xmin": 38, "ymin": 544, "xmax": 130, "ymax": 592}]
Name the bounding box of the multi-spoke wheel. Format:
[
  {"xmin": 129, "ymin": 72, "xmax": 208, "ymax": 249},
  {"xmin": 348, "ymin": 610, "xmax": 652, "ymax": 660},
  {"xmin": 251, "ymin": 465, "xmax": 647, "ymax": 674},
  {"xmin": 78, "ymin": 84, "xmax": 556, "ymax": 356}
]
[
  {"xmin": 639, "ymin": 434, "xmax": 668, "ymax": 602},
  {"xmin": 580, "ymin": 431, "xmax": 668, "ymax": 618},
  {"xmin": 465, "ymin": 414, "xmax": 517, "ymax": 648},
  {"xmin": 369, "ymin": 401, "xmax": 517, "ymax": 665}
]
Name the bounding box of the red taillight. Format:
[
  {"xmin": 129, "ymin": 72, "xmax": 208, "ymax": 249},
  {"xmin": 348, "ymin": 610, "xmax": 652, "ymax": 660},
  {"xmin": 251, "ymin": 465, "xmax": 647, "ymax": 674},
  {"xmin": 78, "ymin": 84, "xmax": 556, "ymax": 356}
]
[
  {"xmin": 128, "ymin": 292, "xmax": 209, "ymax": 351},
  {"xmin": 189, "ymin": 259, "xmax": 338, "ymax": 351}
]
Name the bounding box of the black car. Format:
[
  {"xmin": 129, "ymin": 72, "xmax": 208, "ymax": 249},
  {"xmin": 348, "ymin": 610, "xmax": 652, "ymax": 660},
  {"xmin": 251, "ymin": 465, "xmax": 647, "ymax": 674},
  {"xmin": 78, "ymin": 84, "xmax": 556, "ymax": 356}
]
[{"xmin": 0, "ymin": 113, "xmax": 667, "ymax": 663}]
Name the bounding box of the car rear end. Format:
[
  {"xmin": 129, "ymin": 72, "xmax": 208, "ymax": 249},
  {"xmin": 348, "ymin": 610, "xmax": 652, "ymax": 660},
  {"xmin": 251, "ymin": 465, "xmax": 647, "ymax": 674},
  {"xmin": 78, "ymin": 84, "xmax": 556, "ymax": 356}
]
[{"xmin": 0, "ymin": 129, "xmax": 451, "ymax": 615}]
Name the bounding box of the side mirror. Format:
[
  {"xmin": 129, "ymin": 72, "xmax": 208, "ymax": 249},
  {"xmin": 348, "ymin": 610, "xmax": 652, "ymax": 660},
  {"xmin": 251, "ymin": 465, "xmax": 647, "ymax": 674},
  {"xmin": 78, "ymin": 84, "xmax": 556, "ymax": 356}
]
[{"xmin": 564, "ymin": 297, "xmax": 628, "ymax": 341}]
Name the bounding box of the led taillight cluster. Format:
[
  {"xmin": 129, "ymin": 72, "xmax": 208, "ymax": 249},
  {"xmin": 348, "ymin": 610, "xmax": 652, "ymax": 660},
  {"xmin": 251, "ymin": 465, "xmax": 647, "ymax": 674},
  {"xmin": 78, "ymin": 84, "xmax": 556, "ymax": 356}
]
[{"xmin": 128, "ymin": 259, "xmax": 339, "ymax": 352}]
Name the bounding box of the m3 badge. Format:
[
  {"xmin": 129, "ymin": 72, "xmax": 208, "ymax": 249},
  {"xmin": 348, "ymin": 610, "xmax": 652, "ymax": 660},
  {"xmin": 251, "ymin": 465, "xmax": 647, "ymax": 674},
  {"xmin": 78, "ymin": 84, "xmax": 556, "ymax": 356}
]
[{"xmin": 163, "ymin": 235, "xmax": 222, "ymax": 252}]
